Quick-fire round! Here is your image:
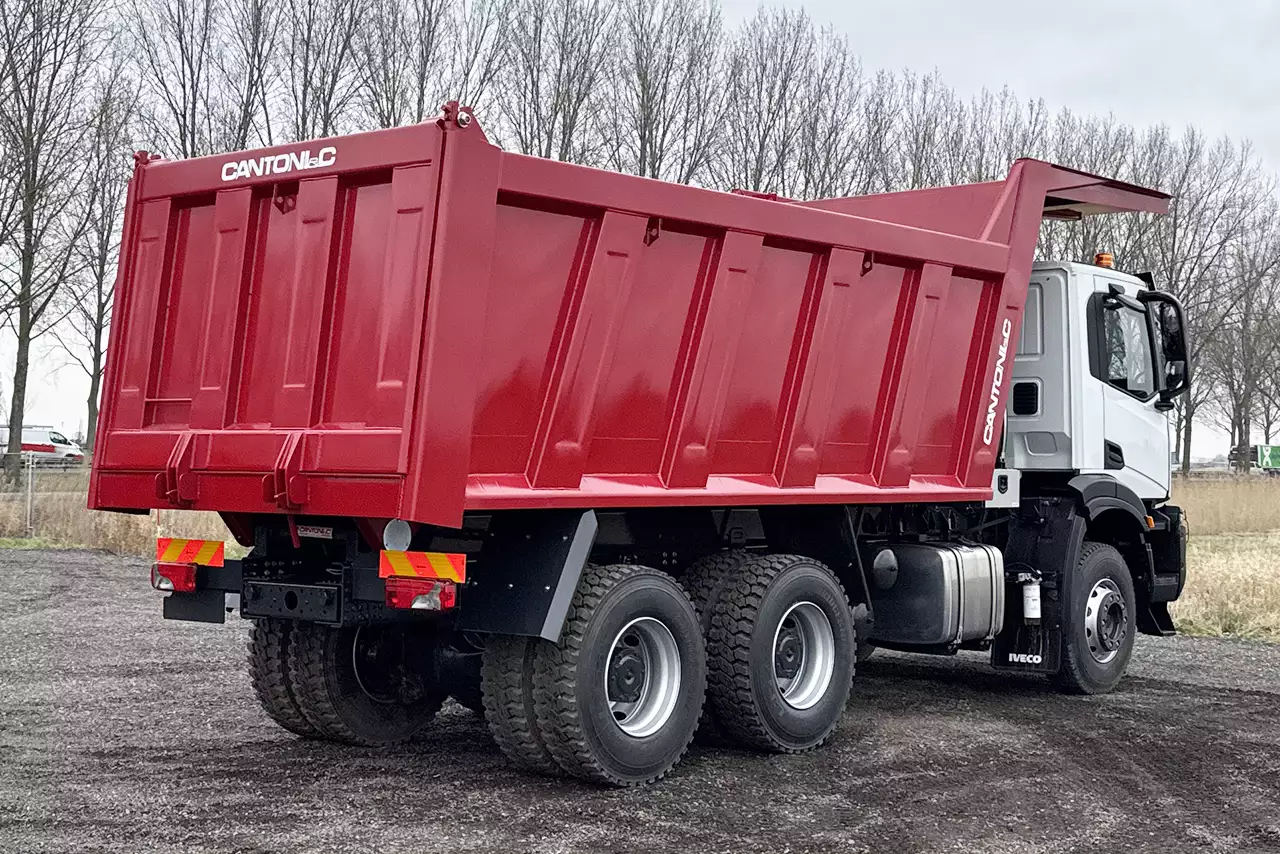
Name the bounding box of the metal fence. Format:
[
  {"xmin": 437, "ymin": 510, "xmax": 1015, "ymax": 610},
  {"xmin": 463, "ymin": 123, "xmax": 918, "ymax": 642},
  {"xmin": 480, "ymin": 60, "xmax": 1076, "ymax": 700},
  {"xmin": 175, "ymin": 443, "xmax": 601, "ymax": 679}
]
[
  {"xmin": 0, "ymin": 454, "xmax": 87, "ymax": 538},
  {"xmin": 0, "ymin": 455, "xmax": 236, "ymax": 555}
]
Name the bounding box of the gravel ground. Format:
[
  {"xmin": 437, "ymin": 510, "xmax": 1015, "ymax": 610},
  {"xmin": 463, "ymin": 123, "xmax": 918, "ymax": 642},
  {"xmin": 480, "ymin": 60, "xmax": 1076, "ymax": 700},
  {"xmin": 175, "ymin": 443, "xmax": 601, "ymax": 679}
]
[{"xmin": 2, "ymin": 549, "xmax": 1280, "ymax": 854}]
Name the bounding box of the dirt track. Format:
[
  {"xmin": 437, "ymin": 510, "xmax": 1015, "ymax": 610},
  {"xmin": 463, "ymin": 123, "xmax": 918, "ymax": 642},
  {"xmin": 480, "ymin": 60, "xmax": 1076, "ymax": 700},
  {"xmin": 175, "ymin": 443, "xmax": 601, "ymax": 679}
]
[{"xmin": 2, "ymin": 548, "xmax": 1279, "ymax": 854}]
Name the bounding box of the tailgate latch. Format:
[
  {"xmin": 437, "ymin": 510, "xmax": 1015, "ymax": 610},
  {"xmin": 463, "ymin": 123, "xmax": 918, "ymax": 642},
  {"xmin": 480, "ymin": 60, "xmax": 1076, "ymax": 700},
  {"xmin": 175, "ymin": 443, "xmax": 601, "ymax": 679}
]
[{"xmin": 263, "ymin": 432, "xmax": 308, "ymax": 510}]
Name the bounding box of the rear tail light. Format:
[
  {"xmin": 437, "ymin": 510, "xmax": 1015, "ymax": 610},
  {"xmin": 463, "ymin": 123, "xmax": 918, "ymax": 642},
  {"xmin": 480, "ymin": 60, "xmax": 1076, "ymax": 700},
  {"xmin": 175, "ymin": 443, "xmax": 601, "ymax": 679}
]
[
  {"xmin": 385, "ymin": 578, "xmax": 457, "ymax": 611},
  {"xmin": 151, "ymin": 562, "xmax": 197, "ymax": 593}
]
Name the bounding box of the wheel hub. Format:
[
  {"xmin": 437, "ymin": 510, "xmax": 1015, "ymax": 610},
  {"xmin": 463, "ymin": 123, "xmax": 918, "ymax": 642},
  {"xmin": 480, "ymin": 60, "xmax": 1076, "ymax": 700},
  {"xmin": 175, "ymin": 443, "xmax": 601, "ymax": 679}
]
[
  {"xmin": 774, "ymin": 622, "xmax": 803, "ymax": 680},
  {"xmin": 772, "ymin": 601, "xmax": 835, "ymax": 711},
  {"xmin": 1084, "ymin": 579, "xmax": 1128, "ymax": 665},
  {"xmin": 605, "ymin": 617, "xmax": 681, "ymax": 738},
  {"xmin": 1097, "ymin": 592, "xmax": 1126, "ymax": 651},
  {"xmin": 608, "ymin": 644, "xmax": 646, "ymax": 704},
  {"xmin": 351, "ymin": 626, "xmax": 423, "ymax": 705}
]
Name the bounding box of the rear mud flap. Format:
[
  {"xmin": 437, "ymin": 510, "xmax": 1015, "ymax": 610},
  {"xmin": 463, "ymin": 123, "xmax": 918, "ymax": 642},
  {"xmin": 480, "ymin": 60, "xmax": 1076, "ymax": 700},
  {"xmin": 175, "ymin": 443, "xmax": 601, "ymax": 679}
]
[{"xmin": 162, "ymin": 589, "xmax": 228, "ymax": 624}]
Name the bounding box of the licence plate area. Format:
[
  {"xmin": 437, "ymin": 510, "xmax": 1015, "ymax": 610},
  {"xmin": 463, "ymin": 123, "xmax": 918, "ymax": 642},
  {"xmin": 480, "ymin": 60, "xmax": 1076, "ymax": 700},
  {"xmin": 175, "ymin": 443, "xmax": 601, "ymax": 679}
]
[{"xmin": 242, "ymin": 581, "xmax": 340, "ymax": 623}]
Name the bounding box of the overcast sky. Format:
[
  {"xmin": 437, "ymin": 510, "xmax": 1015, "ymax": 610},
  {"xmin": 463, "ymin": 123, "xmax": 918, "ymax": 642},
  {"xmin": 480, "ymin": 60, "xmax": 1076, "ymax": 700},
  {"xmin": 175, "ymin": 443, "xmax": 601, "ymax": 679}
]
[
  {"xmin": 723, "ymin": 0, "xmax": 1280, "ymax": 172},
  {"xmin": 24, "ymin": 0, "xmax": 1277, "ymax": 457}
]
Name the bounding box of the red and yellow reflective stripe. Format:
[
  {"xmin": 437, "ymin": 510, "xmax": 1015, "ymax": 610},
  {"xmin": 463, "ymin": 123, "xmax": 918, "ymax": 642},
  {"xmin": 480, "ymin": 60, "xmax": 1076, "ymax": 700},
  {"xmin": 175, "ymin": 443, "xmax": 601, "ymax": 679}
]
[
  {"xmin": 156, "ymin": 538, "xmax": 225, "ymax": 567},
  {"xmin": 378, "ymin": 551, "xmax": 466, "ymax": 582}
]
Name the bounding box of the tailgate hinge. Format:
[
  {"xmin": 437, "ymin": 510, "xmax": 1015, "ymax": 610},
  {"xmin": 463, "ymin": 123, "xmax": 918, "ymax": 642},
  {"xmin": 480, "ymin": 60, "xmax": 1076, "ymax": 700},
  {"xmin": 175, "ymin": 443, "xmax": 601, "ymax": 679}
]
[
  {"xmin": 156, "ymin": 432, "xmax": 196, "ymax": 506},
  {"xmin": 263, "ymin": 432, "xmax": 308, "ymax": 510}
]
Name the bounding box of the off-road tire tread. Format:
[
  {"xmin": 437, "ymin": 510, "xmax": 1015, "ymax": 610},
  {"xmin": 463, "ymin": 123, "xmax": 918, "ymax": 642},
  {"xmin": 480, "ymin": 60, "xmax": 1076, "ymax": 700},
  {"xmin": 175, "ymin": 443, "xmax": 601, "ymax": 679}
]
[
  {"xmin": 481, "ymin": 635, "xmax": 559, "ymax": 774},
  {"xmin": 681, "ymin": 550, "xmax": 752, "ymax": 740},
  {"xmin": 246, "ymin": 619, "xmax": 322, "ymax": 738},
  {"xmin": 1053, "ymin": 541, "xmax": 1132, "ymax": 696},
  {"xmin": 532, "ymin": 564, "xmax": 704, "ymax": 786},
  {"xmin": 287, "ymin": 622, "xmax": 443, "ymax": 746},
  {"xmin": 706, "ymin": 553, "xmax": 854, "ymax": 753}
]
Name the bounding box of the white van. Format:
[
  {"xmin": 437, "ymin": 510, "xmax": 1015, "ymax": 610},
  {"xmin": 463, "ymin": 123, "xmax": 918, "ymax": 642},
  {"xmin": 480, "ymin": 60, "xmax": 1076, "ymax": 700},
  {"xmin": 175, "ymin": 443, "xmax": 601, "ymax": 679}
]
[{"xmin": 0, "ymin": 425, "xmax": 84, "ymax": 464}]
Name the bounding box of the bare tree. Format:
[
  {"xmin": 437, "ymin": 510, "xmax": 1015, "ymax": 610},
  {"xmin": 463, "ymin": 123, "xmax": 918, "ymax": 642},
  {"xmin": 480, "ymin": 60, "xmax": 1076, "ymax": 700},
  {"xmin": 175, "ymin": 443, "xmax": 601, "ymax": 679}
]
[
  {"xmin": 895, "ymin": 69, "xmax": 959, "ymax": 190},
  {"xmin": 712, "ymin": 6, "xmax": 813, "ymax": 193},
  {"xmin": 603, "ymin": 0, "xmax": 724, "ymax": 184},
  {"xmin": 497, "ymin": 0, "xmax": 616, "ymax": 163},
  {"xmin": 56, "ymin": 59, "xmax": 134, "ymax": 454},
  {"xmin": 129, "ymin": 0, "xmax": 216, "ymax": 157},
  {"xmin": 1201, "ymin": 205, "xmax": 1280, "ymax": 464},
  {"xmin": 788, "ymin": 27, "xmax": 864, "ymax": 199},
  {"xmin": 0, "ymin": 0, "xmax": 103, "ymax": 477},
  {"xmin": 1151, "ymin": 133, "xmax": 1270, "ymax": 470},
  {"xmin": 357, "ymin": 0, "xmax": 450, "ymax": 129},
  {"xmin": 1257, "ymin": 368, "xmax": 1280, "ymax": 444},
  {"xmin": 444, "ymin": 0, "xmax": 509, "ymax": 107},
  {"xmin": 215, "ymin": 0, "xmax": 279, "ymax": 150},
  {"xmin": 280, "ymin": 0, "xmax": 366, "ymax": 140}
]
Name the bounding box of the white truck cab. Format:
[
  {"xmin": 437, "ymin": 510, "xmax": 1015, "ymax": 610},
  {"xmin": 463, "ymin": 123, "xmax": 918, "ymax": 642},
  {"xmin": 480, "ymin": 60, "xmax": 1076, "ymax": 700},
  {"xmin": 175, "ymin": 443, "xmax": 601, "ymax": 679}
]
[{"xmin": 1006, "ymin": 259, "xmax": 1190, "ymax": 502}]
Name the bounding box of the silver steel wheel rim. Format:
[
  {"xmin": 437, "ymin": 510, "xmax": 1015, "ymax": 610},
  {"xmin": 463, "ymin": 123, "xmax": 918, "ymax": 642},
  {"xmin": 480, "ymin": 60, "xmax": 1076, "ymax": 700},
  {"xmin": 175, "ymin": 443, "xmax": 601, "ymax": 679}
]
[
  {"xmin": 1084, "ymin": 578, "xmax": 1127, "ymax": 665},
  {"xmin": 773, "ymin": 601, "xmax": 835, "ymax": 710},
  {"xmin": 606, "ymin": 617, "xmax": 681, "ymax": 738}
]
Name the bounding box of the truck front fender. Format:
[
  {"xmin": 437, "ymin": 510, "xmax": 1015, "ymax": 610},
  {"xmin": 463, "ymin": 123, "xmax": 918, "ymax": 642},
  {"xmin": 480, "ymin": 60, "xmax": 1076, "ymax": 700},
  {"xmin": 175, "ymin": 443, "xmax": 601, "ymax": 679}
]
[{"xmin": 1068, "ymin": 474, "xmax": 1148, "ymax": 529}]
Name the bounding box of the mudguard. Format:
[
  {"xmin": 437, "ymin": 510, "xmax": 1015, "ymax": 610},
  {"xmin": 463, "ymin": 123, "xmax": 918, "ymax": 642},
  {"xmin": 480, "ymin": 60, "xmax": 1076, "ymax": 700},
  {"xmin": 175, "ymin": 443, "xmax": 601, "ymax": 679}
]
[
  {"xmin": 1068, "ymin": 474, "xmax": 1148, "ymax": 529},
  {"xmin": 991, "ymin": 496, "xmax": 1085, "ymax": 673},
  {"xmin": 455, "ymin": 509, "xmax": 597, "ymax": 641}
]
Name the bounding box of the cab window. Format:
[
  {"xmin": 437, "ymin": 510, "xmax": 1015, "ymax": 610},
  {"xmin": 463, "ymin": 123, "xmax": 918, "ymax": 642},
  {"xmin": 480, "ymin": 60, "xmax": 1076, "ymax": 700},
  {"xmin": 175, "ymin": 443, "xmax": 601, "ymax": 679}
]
[
  {"xmin": 49, "ymin": 432, "xmax": 68, "ymax": 445},
  {"xmin": 1099, "ymin": 300, "xmax": 1154, "ymax": 397}
]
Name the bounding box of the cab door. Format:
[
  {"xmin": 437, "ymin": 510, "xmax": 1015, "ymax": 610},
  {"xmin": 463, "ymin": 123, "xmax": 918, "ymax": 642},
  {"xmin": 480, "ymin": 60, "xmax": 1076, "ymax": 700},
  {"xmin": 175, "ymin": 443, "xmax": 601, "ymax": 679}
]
[{"xmin": 1087, "ymin": 277, "xmax": 1170, "ymax": 499}]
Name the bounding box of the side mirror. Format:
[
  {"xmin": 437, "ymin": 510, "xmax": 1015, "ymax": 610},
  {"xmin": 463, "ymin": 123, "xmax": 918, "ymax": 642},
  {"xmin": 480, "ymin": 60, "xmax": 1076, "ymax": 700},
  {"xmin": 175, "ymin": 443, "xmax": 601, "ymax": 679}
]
[{"xmin": 1138, "ymin": 289, "xmax": 1192, "ymax": 400}]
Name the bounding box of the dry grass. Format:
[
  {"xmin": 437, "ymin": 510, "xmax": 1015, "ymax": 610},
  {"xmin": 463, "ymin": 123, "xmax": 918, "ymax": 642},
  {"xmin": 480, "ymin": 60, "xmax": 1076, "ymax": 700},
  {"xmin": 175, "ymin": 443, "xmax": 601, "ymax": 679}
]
[
  {"xmin": 0, "ymin": 468, "xmax": 239, "ymax": 557},
  {"xmin": 1171, "ymin": 476, "xmax": 1280, "ymax": 535},
  {"xmin": 1160, "ymin": 478, "xmax": 1280, "ymax": 639},
  {"xmin": 1175, "ymin": 532, "xmax": 1280, "ymax": 640}
]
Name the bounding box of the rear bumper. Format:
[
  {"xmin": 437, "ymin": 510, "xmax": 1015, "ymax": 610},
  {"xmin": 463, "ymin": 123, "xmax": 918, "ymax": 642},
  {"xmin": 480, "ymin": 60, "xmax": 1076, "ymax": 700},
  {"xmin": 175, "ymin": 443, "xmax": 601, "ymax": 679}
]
[{"xmin": 159, "ymin": 560, "xmax": 390, "ymax": 625}]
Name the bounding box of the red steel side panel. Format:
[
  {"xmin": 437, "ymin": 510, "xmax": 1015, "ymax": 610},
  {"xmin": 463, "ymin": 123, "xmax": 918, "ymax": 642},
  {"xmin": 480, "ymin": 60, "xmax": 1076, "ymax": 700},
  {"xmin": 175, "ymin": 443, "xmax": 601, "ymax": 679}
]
[{"xmin": 90, "ymin": 112, "xmax": 1168, "ymax": 527}]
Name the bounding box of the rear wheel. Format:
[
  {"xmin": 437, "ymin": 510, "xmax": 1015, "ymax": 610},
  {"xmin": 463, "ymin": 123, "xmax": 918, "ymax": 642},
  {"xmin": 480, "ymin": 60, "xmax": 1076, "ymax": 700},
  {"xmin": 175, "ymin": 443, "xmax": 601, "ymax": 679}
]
[
  {"xmin": 532, "ymin": 564, "xmax": 705, "ymax": 786},
  {"xmin": 1053, "ymin": 542, "xmax": 1136, "ymax": 695},
  {"xmin": 681, "ymin": 550, "xmax": 751, "ymax": 740},
  {"xmin": 246, "ymin": 619, "xmax": 322, "ymax": 738},
  {"xmin": 481, "ymin": 635, "xmax": 558, "ymax": 774},
  {"xmin": 706, "ymin": 553, "xmax": 855, "ymax": 753},
  {"xmin": 288, "ymin": 622, "xmax": 444, "ymax": 746}
]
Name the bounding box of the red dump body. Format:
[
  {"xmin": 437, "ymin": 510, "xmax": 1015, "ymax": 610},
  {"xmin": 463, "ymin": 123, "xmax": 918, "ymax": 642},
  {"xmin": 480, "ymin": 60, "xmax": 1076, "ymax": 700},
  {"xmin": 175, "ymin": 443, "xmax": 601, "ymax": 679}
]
[{"xmin": 89, "ymin": 109, "xmax": 1168, "ymax": 528}]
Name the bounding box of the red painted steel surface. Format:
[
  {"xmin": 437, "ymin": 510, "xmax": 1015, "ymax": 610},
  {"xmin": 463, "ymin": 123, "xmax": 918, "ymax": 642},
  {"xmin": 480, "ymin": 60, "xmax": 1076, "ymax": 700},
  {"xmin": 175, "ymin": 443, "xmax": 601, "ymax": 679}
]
[{"xmin": 89, "ymin": 107, "xmax": 1169, "ymax": 528}]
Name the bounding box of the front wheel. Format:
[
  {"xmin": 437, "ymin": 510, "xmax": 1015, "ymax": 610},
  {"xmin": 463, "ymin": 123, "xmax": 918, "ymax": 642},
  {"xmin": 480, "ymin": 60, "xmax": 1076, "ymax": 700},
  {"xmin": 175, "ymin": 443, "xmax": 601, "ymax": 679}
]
[{"xmin": 1052, "ymin": 542, "xmax": 1137, "ymax": 695}]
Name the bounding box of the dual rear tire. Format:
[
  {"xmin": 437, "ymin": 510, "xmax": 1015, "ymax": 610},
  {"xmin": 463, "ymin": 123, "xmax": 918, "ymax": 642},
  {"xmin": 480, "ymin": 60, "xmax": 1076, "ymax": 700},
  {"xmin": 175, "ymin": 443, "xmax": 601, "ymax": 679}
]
[
  {"xmin": 704, "ymin": 554, "xmax": 856, "ymax": 753},
  {"xmin": 483, "ymin": 565, "xmax": 706, "ymax": 786},
  {"xmin": 248, "ymin": 551, "xmax": 856, "ymax": 783},
  {"xmin": 247, "ymin": 620, "xmax": 443, "ymax": 745},
  {"xmin": 480, "ymin": 554, "xmax": 856, "ymax": 785}
]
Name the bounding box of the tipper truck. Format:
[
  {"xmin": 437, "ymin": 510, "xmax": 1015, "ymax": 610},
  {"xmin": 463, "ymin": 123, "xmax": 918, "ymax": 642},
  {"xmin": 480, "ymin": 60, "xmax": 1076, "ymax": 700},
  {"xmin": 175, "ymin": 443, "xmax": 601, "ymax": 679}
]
[{"xmin": 90, "ymin": 103, "xmax": 1190, "ymax": 786}]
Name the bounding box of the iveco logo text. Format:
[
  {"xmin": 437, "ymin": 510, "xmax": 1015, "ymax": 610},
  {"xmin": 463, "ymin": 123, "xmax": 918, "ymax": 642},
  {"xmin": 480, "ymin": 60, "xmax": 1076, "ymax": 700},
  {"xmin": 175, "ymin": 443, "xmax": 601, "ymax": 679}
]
[
  {"xmin": 982, "ymin": 317, "xmax": 1013, "ymax": 445},
  {"xmin": 1008, "ymin": 653, "xmax": 1042, "ymax": 664},
  {"xmin": 220, "ymin": 146, "xmax": 337, "ymax": 182}
]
